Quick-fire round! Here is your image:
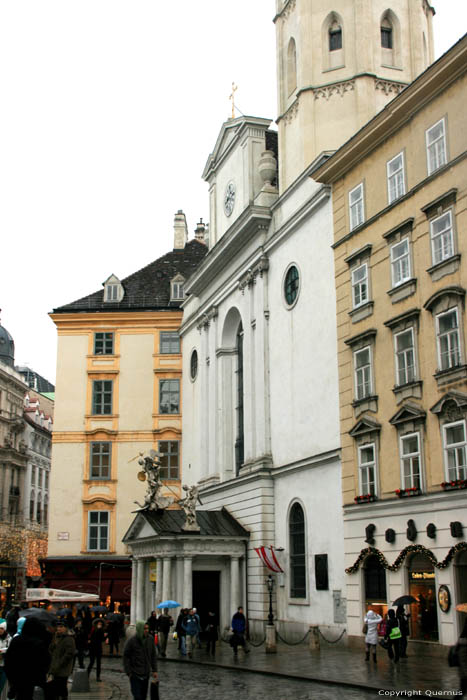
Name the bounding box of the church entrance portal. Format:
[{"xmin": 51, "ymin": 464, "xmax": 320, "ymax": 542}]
[{"xmin": 192, "ymin": 571, "xmax": 220, "ymax": 632}]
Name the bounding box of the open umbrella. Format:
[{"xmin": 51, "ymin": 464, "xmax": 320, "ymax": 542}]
[
  {"xmin": 22, "ymin": 608, "xmax": 57, "ymax": 626},
  {"xmin": 156, "ymin": 600, "xmax": 180, "ymax": 609},
  {"xmin": 392, "ymin": 595, "xmax": 418, "ymax": 606},
  {"xmin": 456, "ymin": 603, "xmax": 467, "ymax": 613},
  {"xmin": 91, "ymin": 605, "xmax": 108, "ymax": 613}
]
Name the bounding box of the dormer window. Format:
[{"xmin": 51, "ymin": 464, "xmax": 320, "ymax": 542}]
[
  {"xmin": 103, "ymin": 274, "xmax": 124, "ymax": 303},
  {"xmin": 171, "ymin": 274, "xmax": 186, "ymax": 301}
]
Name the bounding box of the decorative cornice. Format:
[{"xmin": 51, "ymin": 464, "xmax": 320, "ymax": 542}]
[
  {"xmin": 282, "ymin": 99, "xmax": 299, "ymax": 124},
  {"xmin": 273, "ymin": 0, "xmax": 296, "ymax": 23},
  {"xmin": 196, "ymin": 306, "xmax": 218, "ymax": 332},
  {"xmin": 314, "ymin": 80, "xmax": 355, "ymax": 101},
  {"xmin": 238, "ymin": 255, "xmax": 269, "ymax": 293},
  {"xmin": 374, "ymin": 79, "xmax": 406, "ymax": 96}
]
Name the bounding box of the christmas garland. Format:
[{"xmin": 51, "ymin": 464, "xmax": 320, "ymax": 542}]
[{"xmin": 345, "ymin": 542, "xmax": 467, "ymax": 574}]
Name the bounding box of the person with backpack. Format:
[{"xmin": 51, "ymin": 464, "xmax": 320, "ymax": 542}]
[
  {"xmin": 384, "ymin": 608, "xmax": 401, "ymax": 663},
  {"xmin": 396, "ymin": 605, "xmax": 410, "ymax": 658}
]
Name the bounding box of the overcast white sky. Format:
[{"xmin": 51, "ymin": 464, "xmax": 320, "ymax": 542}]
[{"xmin": 1, "ymin": 1, "xmax": 466, "ymax": 384}]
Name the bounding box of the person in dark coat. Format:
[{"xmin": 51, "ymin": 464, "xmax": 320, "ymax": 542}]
[
  {"xmin": 123, "ymin": 621, "xmax": 158, "ymax": 700},
  {"xmin": 106, "ymin": 619, "xmax": 120, "ymax": 657},
  {"xmin": 73, "ymin": 619, "xmax": 88, "ymax": 670},
  {"xmin": 4, "ymin": 609, "xmax": 19, "ymax": 639},
  {"xmin": 4, "ymin": 617, "xmax": 51, "ymax": 700},
  {"xmin": 48, "ymin": 621, "xmax": 76, "ymax": 700},
  {"xmin": 384, "ymin": 608, "xmax": 401, "ymax": 663},
  {"xmin": 87, "ymin": 619, "xmax": 105, "ymax": 682},
  {"xmin": 230, "ymin": 607, "xmax": 249, "ymax": 656},
  {"xmin": 457, "ymin": 618, "xmax": 467, "ymax": 697},
  {"xmin": 156, "ymin": 609, "xmax": 173, "ymax": 658},
  {"xmin": 396, "ymin": 605, "xmax": 410, "ymax": 658},
  {"xmin": 205, "ymin": 611, "xmax": 218, "ymax": 656},
  {"xmin": 146, "ymin": 611, "xmax": 158, "ymax": 636}
]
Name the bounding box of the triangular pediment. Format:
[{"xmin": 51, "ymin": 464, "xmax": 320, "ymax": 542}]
[
  {"xmin": 349, "ymin": 416, "xmax": 381, "ymax": 437},
  {"xmin": 122, "ymin": 512, "xmax": 157, "ymax": 543},
  {"xmin": 389, "ymin": 402, "xmax": 426, "ymax": 426},
  {"xmin": 430, "ymin": 390, "xmax": 467, "ymax": 415}
]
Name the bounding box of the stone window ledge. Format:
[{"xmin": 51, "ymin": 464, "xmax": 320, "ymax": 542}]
[
  {"xmin": 427, "ymin": 255, "xmax": 461, "ymax": 283},
  {"xmin": 349, "ymin": 301, "xmax": 374, "ymax": 324},
  {"xmin": 393, "ymin": 380, "xmax": 423, "ymax": 403},
  {"xmin": 387, "ymin": 278, "xmax": 417, "ymax": 304},
  {"xmin": 434, "ymin": 364, "xmax": 467, "ymax": 387},
  {"xmin": 352, "ymin": 395, "xmax": 378, "ymax": 417}
]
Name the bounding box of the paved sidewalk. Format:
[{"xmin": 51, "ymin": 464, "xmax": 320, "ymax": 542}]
[{"xmin": 69, "ymin": 679, "xmax": 114, "ymax": 700}]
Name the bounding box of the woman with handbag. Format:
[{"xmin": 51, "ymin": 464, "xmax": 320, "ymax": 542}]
[
  {"xmin": 363, "ymin": 609, "xmax": 382, "ymax": 662},
  {"xmin": 385, "ymin": 609, "xmax": 401, "ymax": 663}
]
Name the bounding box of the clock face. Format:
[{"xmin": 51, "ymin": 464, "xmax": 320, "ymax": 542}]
[{"xmin": 224, "ymin": 182, "xmax": 236, "ymax": 217}]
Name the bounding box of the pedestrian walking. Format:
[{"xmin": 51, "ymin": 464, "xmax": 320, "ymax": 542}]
[
  {"xmin": 72, "ymin": 619, "xmax": 88, "ymax": 670},
  {"xmin": 182, "ymin": 609, "xmax": 200, "ymax": 658},
  {"xmin": 4, "ymin": 617, "xmax": 51, "ymax": 700},
  {"xmin": 106, "ymin": 618, "xmax": 120, "ymax": 657},
  {"xmin": 456, "ymin": 618, "xmax": 467, "ymax": 697},
  {"xmin": 146, "ymin": 612, "xmax": 158, "ymax": 637},
  {"xmin": 396, "ymin": 605, "xmax": 410, "ymax": 658},
  {"xmin": 192, "ymin": 608, "xmax": 202, "ymax": 649},
  {"xmin": 0, "ymin": 620, "xmax": 11, "ymax": 700},
  {"xmin": 123, "ymin": 621, "xmax": 158, "ymax": 700},
  {"xmin": 230, "ymin": 607, "xmax": 249, "ymax": 656},
  {"xmin": 87, "ymin": 619, "xmax": 105, "ymax": 682},
  {"xmin": 156, "ymin": 609, "xmax": 173, "ymax": 658},
  {"xmin": 363, "ymin": 609, "xmax": 382, "ymax": 662},
  {"xmin": 205, "ymin": 611, "xmax": 218, "ymax": 657},
  {"xmin": 47, "ymin": 621, "xmax": 76, "ymax": 700},
  {"xmin": 384, "ymin": 608, "xmax": 401, "ymax": 663},
  {"xmin": 175, "ymin": 609, "xmax": 188, "ymax": 657}
]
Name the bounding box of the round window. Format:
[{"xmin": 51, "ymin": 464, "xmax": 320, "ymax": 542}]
[
  {"xmin": 190, "ymin": 350, "xmax": 198, "ymax": 380},
  {"xmin": 284, "ymin": 265, "xmax": 300, "ymax": 307}
]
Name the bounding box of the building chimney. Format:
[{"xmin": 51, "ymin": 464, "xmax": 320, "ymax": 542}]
[
  {"xmin": 194, "ymin": 218, "xmax": 206, "ymax": 244},
  {"xmin": 174, "ymin": 210, "xmax": 188, "ymax": 249}
]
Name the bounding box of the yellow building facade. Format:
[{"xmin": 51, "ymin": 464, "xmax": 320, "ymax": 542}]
[
  {"xmin": 44, "ymin": 224, "xmax": 207, "ymax": 608},
  {"xmin": 315, "ymin": 35, "xmax": 467, "ymax": 647}
]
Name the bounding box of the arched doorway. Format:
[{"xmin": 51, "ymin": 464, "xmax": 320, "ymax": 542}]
[
  {"xmin": 408, "ymin": 553, "xmax": 438, "ymax": 641},
  {"xmin": 455, "ymin": 550, "xmax": 467, "ymax": 634},
  {"xmin": 363, "ymin": 554, "xmax": 387, "ymax": 621}
]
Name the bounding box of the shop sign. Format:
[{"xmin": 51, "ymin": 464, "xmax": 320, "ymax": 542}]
[
  {"xmin": 149, "ymin": 562, "xmax": 157, "ymax": 582},
  {"xmin": 57, "ymin": 532, "xmax": 69, "ymax": 540},
  {"xmin": 409, "ymin": 571, "xmax": 435, "ymax": 580}
]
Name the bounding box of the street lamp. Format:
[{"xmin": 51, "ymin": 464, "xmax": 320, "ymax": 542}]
[
  {"xmin": 265, "ymin": 574, "xmax": 276, "ymax": 653},
  {"xmin": 266, "ymin": 575, "xmax": 274, "ymax": 626}
]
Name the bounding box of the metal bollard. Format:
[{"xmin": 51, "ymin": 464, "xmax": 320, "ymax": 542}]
[{"xmin": 309, "ymin": 625, "xmax": 320, "ymax": 651}]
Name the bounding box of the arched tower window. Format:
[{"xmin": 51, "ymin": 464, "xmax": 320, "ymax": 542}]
[
  {"xmin": 380, "ymin": 10, "xmax": 400, "ymax": 68},
  {"xmin": 287, "ymin": 38, "xmax": 297, "ymax": 96},
  {"xmin": 322, "ymin": 12, "xmax": 345, "ymax": 71},
  {"xmin": 289, "ymin": 502, "xmax": 306, "ymax": 598},
  {"xmin": 381, "ymin": 18, "xmax": 393, "ymax": 49},
  {"xmin": 234, "ymin": 324, "xmax": 244, "ymax": 475}
]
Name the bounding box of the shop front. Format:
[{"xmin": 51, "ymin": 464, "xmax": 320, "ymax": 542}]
[{"xmin": 407, "ymin": 553, "xmax": 438, "ymax": 641}]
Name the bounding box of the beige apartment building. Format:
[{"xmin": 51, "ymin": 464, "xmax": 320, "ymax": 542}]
[
  {"xmin": 44, "ymin": 218, "xmax": 207, "ymax": 608},
  {"xmin": 315, "ymin": 34, "xmax": 467, "ymax": 647}
]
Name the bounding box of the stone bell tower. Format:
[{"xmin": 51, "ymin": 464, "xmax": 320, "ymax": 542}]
[{"xmin": 274, "ymin": 0, "xmax": 435, "ymax": 192}]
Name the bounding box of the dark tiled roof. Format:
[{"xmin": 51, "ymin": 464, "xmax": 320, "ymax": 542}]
[
  {"xmin": 53, "ymin": 240, "xmax": 208, "ymax": 313},
  {"xmin": 135, "ymin": 507, "xmax": 250, "ymax": 539}
]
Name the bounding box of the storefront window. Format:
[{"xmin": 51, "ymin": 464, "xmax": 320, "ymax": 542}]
[
  {"xmin": 408, "ymin": 553, "xmax": 438, "ymax": 641},
  {"xmin": 364, "ymin": 554, "xmax": 387, "ymax": 624}
]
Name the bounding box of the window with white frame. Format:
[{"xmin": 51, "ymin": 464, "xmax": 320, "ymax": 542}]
[
  {"xmin": 443, "ymin": 421, "xmax": 467, "ymax": 482},
  {"xmin": 426, "ymin": 118, "xmax": 447, "ymax": 175},
  {"xmin": 88, "ymin": 511, "xmax": 110, "ymax": 551},
  {"xmin": 349, "ymin": 183, "xmax": 364, "ymax": 230},
  {"xmin": 390, "ymin": 238, "xmax": 410, "ymax": 287},
  {"xmin": 387, "ymin": 152, "xmax": 405, "ymax": 204},
  {"xmin": 352, "ymin": 264, "xmax": 368, "ymax": 308},
  {"xmin": 395, "ymin": 328, "xmax": 416, "ymax": 385},
  {"xmin": 430, "ymin": 210, "xmax": 454, "ymax": 265},
  {"xmin": 400, "ymin": 433, "xmax": 422, "ymax": 489},
  {"xmin": 354, "ymin": 347, "xmax": 372, "ymax": 400},
  {"xmin": 159, "ymin": 379, "xmax": 180, "ymax": 414},
  {"xmin": 358, "ymin": 444, "xmax": 376, "ymax": 495},
  {"xmin": 437, "ymin": 308, "xmax": 461, "ymax": 371}
]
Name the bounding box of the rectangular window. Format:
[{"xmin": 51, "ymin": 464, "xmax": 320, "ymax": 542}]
[
  {"xmin": 444, "ymin": 421, "xmax": 467, "ymax": 482},
  {"xmin": 92, "ymin": 380, "xmax": 113, "ymax": 415},
  {"xmin": 105, "ymin": 285, "xmax": 119, "ymax": 302},
  {"xmin": 430, "ymin": 210, "xmax": 453, "ymax": 265},
  {"xmin": 94, "ymin": 332, "xmax": 114, "ymax": 355},
  {"xmin": 354, "ymin": 347, "xmax": 372, "ymax": 400},
  {"xmin": 349, "ymin": 183, "xmax": 364, "ymax": 231},
  {"xmin": 171, "ymin": 282, "xmax": 185, "ymax": 300},
  {"xmin": 358, "ymin": 444, "xmax": 376, "ymax": 496},
  {"xmin": 352, "ymin": 264, "xmax": 368, "ymax": 308},
  {"xmin": 329, "ymin": 28, "xmax": 342, "ymax": 51},
  {"xmin": 400, "ymin": 433, "xmax": 421, "ymax": 490},
  {"xmin": 395, "ymin": 328, "xmax": 415, "ymax": 386},
  {"xmin": 426, "ymin": 118, "xmax": 446, "ymax": 175},
  {"xmin": 390, "ymin": 238, "xmax": 410, "ymax": 287},
  {"xmin": 88, "ymin": 511, "xmax": 110, "ymax": 551},
  {"xmin": 160, "ymin": 332, "xmax": 180, "ymax": 354},
  {"xmin": 387, "ymin": 152, "xmax": 405, "ymax": 204},
  {"xmin": 90, "ymin": 442, "xmax": 111, "ymax": 479},
  {"xmin": 437, "ymin": 308, "xmax": 460, "ymax": 371},
  {"xmin": 159, "ymin": 379, "xmax": 180, "ymax": 414},
  {"xmin": 381, "ymin": 26, "xmax": 393, "ymax": 49},
  {"xmin": 159, "ymin": 441, "xmax": 179, "ymax": 479}
]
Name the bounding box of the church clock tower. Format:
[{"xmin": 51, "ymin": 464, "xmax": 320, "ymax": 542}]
[{"xmin": 274, "ymin": 0, "xmax": 435, "ymax": 191}]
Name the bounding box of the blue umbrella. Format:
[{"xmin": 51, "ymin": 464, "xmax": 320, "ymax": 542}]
[{"xmin": 156, "ymin": 600, "xmax": 180, "ymax": 609}]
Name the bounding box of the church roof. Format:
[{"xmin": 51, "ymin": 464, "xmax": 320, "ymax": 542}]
[
  {"xmin": 123, "ymin": 507, "xmax": 250, "ymax": 542},
  {"xmin": 53, "ymin": 239, "xmax": 208, "ymax": 313}
]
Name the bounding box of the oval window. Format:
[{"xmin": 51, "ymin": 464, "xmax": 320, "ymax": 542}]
[
  {"xmin": 284, "ymin": 265, "xmax": 300, "ymax": 307},
  {"xmin": 190, "ymin": 350, "xmax": 198, "ymax": 380}
]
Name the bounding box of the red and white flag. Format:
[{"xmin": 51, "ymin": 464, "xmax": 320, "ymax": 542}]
[{"xmin": 254, "ymin": 545, "xmax": 284, "ymax": 573}]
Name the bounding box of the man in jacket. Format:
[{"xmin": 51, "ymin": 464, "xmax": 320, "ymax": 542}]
[
  {"xmin": 231, "ymin": 606, "xmax": 249, "ymax": 655},
  {"xmin": 181, "ymin": 609, "xmax": 200, "ymax": 658},
  {"xmin": 5, "ymin": 617, "xmax": 51, "ymax": 700},
  {"xmin": 123, "ymin": 621, "xmax": 158, "ymax": 700},
  {"xmin": 48, "ymin": 621, "xmax": 76, "ymax": 700},
  {"xmin": 156, "ymin": 609, "xmax": 173, "ymax": 658}
]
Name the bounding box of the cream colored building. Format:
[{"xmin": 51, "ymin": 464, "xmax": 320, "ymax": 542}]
[
  {"xmin": 315, "ymin": 34, "xmax": 467, "ymax": 647},
  {"xmin": 44, "ymin": 220, "xmax": 207, "ymax": 606}
]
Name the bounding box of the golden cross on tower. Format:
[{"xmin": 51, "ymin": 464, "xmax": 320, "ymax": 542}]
[{"xmin": 229, "ymin": 82, "xmax": 237, "ymax": 119}]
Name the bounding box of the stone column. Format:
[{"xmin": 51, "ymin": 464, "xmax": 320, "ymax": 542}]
[
  {"xmin": 183, "ymin": 556, "xmax": 192, "ymax": 608},
  {"xmin": 136, "ymin": 559, "xmax": 145, "ymax": 621},
  {"xmin": 130, "ymin": 558, "xmax": 137, "ymax": 625},
  {"xmin": 162, "ymin": 557, "xmax": 172, "ymax": 603},
  {"xmin": 230, "ymin": 556, "xmax": 240, "ymax": 612},
  {"xmin": 155, "ymin": 557, "xmax": 163, "ymax": 606}
]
